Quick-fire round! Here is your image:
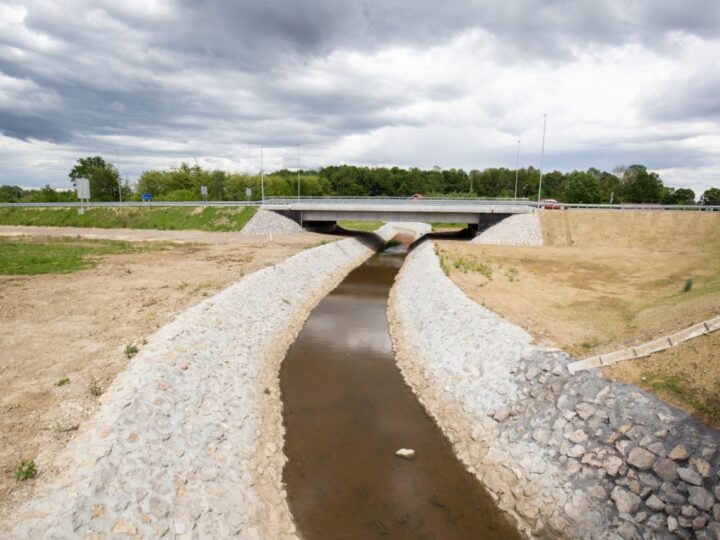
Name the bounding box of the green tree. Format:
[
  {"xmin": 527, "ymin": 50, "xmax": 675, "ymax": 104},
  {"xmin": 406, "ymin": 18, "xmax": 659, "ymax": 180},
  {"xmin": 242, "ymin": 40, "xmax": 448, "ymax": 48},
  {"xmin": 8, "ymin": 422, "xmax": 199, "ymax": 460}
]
[
  {"xmin": 621, "ymin": 165, "xmax": 665, "ymax": 203},
  {"xmin": 663, "ymin": 188, "xmax": 695, "ymax": 205},
  {"xmin": 701, "ymin": 188, "xmax": 720, "ymax": 206},
  {"xmin": 69, "ymin": 156, "xmax": 121, "ymax": 202},
  {"xmin": 560, "ymin": 171, "xmax": 602, "ymax": 203},
  {"xmin": 0, "ymin": 185, "xmax": 23, "ymax": 202}
]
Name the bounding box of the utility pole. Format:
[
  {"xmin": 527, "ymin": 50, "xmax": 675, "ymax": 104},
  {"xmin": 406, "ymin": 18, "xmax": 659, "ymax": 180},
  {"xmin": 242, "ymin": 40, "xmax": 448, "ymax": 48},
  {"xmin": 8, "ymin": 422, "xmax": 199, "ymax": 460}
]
[
  {"xmin": 116, "ymin": 149, "xmax": 122, "ymax": 203},
  {"xmin": 514, "ymin": 139, "xmax": 521, "ymax": 200},
  {"xmin": 537, "ymin": 114, "xmax": 547, "ymax": 206},
  {"xmin": 296, "ymin": 143, "xmax": 301, "ymax": 199},
  {"xmin": 260, "ymin": 145, "xmax": 265, "ymax": 203}
]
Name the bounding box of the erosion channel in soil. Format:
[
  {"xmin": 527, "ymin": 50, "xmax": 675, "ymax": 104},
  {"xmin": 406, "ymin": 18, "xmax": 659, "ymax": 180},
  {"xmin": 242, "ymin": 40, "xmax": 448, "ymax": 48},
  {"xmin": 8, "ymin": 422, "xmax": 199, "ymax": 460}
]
[{"xmin": 281, "ymin": 237, "xmax": 520, "ymax": 539}]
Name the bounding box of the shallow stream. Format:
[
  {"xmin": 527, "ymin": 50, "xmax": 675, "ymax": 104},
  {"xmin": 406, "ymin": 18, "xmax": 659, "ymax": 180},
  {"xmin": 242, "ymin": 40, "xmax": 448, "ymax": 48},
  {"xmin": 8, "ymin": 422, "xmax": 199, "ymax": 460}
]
[{"xmin": 281, "ymin": 238, "xmax": 519, "ymax": 539}]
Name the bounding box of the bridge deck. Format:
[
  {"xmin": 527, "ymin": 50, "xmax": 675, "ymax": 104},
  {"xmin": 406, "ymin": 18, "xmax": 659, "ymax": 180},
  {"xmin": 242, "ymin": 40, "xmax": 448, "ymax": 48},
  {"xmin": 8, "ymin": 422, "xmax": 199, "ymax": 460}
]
[{"xmin": 263, "ymin": 200, "xmax": 533, "ymax": 223}]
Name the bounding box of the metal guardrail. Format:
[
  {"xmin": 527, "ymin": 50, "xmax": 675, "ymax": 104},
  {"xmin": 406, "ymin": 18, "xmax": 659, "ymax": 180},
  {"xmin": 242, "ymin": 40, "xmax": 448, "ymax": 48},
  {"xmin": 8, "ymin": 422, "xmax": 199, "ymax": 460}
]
[
  {"xmin": 0, "ymin": 201, "xmax": 257, "ymax": 208},
  {"xmin": 556, "ymin": 202, "xmax": 720, "ymax": 211},
  {"xmin": 263, "ymin": 197, "xmax": 531, "ymax": 207},
  {"xmin": 0, "ymin": 198, "xmax": 718, "ymax": 211}
]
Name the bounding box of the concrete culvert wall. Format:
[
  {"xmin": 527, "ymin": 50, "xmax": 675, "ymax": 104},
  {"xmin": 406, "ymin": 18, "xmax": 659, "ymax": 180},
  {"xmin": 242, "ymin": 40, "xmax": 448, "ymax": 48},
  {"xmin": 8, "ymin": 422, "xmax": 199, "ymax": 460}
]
[
  {"xmin": 472, "ymin": 212, "xmax": 543, "ymax": 246},
  {"xmin": 3, "ymin": 225, "xmax": 404, "ymax": 538},
  {"xmin": 389, "ymin": 240, "xmax": 720, "ymax": 539},
  {"xmin": 241, "ymin": 209, "xmax": 303, "ymax": 235}
]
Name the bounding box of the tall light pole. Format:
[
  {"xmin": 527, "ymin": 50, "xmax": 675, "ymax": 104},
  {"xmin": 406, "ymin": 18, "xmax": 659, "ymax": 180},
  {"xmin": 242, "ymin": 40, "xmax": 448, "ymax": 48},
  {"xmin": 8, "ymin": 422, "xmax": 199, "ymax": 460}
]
[
  {"xmin": 537, "ymin": 113, "xmax": 547, "ymax": 206},
  {"xmin": 514, "ymin": 139, "xmax": 521, "ymax": 200},
  {"xmin": 296, "ymin": 143, "xmax": 301, "ymax": 199},
  {"xmin": 260, "ymin": 145, "xmax": 265, "ymax": 203},
  {"xmin": 116, "ymin": 149, "xmax": 122, "ymax": 203}
]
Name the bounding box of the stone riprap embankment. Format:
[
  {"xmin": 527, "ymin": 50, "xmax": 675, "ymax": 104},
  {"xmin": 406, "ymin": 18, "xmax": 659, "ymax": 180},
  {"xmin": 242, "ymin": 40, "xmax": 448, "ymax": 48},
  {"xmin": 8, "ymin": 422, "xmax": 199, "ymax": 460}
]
[
  {"xmin": 3, "ymin": 225, "xmax": 401, "ymax": 539},
  {"xmin": 472, "ymin": 212, "xmax": 543, "ymax": 246},
  {"xmin": 241, "ymin": 209, "xmax": 302, "ymax": 235},
  {"xmin": 389, "ymin": 241, "xmax": 720, "ymax": 540}
]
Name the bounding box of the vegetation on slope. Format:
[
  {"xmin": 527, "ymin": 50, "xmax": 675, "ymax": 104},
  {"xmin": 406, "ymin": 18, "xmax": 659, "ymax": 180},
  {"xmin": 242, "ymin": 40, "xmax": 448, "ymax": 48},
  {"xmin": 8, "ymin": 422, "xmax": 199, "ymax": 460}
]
[
  {"xmin": 0, "ymin": 237, "xmax": 168, "ymax": 275},
  {"xmin": 0, "ymin": 206, "xmax": 257, "ymax": 232}
]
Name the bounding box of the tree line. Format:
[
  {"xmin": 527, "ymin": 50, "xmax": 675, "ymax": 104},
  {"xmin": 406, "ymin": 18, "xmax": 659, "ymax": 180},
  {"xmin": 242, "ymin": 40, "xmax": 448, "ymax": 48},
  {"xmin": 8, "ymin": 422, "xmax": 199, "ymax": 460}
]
[{"xmin": 1, "ymin": 156, "xmax": 718, "ymax": 205}]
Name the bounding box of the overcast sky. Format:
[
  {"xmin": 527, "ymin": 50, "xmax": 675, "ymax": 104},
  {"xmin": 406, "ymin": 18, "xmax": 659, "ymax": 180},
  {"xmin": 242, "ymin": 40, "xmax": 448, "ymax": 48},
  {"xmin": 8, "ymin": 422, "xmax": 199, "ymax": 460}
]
[{"xmin": 1, "ymin": 0, "xmax": 719, "ymax": 194}]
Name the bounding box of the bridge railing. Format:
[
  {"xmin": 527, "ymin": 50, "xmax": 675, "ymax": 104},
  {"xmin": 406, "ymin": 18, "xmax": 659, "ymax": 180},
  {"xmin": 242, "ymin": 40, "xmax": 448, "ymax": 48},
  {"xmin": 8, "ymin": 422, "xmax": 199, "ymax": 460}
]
[
  {"xmin": 0, "ymin": 198, "xmax": 718, "ymax": 211},
  {"xmin": 262, "ymin": 196, "xmax": 532, "ymax": 206},
  {"xmin": 0, "ymin": 201, "xmax": 257, "ymax": 208}
]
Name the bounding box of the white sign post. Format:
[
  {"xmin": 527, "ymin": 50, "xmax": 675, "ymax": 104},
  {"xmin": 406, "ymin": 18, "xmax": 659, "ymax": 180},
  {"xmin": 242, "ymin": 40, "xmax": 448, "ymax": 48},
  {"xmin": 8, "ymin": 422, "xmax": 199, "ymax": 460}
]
[
  {"xmin": 245, "ymin": 187, "xmax": 252, "ymax": 200},
  {"xmin": 200, "ymin": 185, "xmax": 208, "ymax": 203},
  {"xmin": 76, "ymin": 178, "xmax": 90, "ymax": 214}
]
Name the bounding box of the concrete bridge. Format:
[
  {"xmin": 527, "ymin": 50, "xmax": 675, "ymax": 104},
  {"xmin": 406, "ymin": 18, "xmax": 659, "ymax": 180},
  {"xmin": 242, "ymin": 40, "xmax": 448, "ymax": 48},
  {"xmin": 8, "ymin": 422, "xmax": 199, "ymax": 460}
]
[{"xmin": 262, "ymin": 197, "xmax": 533, "ymax": 228}]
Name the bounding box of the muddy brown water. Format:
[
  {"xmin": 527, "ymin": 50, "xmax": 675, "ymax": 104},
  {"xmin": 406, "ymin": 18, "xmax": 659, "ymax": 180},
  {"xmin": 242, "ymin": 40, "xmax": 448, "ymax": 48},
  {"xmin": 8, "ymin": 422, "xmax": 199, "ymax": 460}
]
[{"xmin": 281, "ymin": 241, "xmax": 521, "ymax": 539}]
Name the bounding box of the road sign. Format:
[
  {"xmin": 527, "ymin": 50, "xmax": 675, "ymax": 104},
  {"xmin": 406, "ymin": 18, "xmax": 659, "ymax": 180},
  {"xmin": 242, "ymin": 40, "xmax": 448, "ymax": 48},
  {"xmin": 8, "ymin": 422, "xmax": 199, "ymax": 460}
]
[
  {"xmin": 141, "ymin": 193, "xmax": 153, "ymax": 202},
  {"xmin": 76, "ymin": 178, "xmax": 90, "ymax": 200},
  {"xmin": 200, "ymin": 185, "xmax": 208, "ymax": 196},
  {"xmin": 76, "ymin": 178, "xmax": 90, "ymax": 215},
  {"xmin": 246, "ymin": 187, "xmax": 252, "ymax": 198}
]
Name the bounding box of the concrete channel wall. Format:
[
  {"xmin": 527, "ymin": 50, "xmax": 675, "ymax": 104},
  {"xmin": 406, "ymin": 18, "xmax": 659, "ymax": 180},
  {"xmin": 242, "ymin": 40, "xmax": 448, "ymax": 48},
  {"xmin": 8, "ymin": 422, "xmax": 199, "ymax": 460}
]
[
  {"xmin": 389, "ymin": 241, "xmax": 720, "ymax": 540},
  {"xmin": 2, "ymin": 226, "xmax": 403, "ymax": 539}
]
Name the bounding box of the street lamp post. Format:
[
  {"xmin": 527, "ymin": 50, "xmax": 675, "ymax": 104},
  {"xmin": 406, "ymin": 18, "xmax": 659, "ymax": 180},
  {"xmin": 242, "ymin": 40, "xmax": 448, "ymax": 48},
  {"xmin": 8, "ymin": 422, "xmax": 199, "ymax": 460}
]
[
  {"xmin": 514, "ymin": 139, "xmax": 520, "ymax": 200},
  {"xmin": 116, "ymin": 149, "xmax": 122, "ymax": 203},
  {"xmin": 296, "ymin": 143, "xmax": 301, "ymax": 199},
  {"xmin": 260, "ymin": 145, "xmax": 265, "ymax": 203},
  {"xmin": 537, "ymin": 114, "xmax": 547, "ymax": 207}
]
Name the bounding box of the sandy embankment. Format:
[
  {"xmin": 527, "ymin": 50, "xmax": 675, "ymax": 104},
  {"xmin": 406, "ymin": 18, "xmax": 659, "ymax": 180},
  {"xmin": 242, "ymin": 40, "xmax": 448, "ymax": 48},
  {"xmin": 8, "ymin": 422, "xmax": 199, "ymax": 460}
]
[
  {"xmin": 1, "ymin": 225, "xmax": 404, "ymax": 538},
  {"xmin": 438, "ymin": 210, "xmax": 720, "ymax": 424}
]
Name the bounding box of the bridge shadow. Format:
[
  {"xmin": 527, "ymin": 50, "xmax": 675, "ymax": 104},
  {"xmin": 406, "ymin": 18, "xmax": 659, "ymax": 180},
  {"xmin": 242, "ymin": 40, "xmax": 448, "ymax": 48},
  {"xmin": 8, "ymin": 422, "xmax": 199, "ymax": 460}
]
[
  {"xmin": 409, "ymin": 227, "xmax": 475, "ymax": 252},
  {"xmin": 328, "ymin": 225, "xmax": 389, "ymax": 251}
]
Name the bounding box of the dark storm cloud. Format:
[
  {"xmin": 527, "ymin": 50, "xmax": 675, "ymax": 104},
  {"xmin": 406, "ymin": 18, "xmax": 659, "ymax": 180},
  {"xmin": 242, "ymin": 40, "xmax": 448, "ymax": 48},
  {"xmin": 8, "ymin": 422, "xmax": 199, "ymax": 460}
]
[
  {"xmin": 2, "ymin": 0, "xmax": 719, "ymax": 144},
  {"xmin": 0, "ymin": 110, "xmax": 70, "ymax": 143}
]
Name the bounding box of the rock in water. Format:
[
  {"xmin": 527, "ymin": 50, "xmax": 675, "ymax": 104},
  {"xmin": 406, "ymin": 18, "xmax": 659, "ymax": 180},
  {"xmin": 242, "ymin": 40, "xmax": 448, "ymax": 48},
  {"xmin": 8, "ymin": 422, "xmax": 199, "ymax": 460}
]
[{"xmin": 396, "ymin": 448, "xmax": 416, "ymax": 460}]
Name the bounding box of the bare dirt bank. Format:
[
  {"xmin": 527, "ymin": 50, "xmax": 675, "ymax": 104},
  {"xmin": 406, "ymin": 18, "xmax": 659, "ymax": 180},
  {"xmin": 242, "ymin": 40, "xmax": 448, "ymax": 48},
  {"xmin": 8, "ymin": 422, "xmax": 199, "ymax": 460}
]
[
  {"xmin": 0, "ymin": 230, "xmax": 324, "ymax": 526},
  {"xmin": 437, "ymin": 210, "xmax": 720, "ymax": 424}
]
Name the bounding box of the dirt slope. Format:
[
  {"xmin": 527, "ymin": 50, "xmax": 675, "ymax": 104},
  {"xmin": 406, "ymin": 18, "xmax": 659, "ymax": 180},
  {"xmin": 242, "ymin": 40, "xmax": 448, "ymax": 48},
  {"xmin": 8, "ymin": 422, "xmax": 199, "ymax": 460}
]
[
  {"xmin": 437, "ymin": 210, "xmax": 720, "ymax": 424},
  {"xmin": 0, "ymin": 230, "xmax": 324, "ymax": 521}
]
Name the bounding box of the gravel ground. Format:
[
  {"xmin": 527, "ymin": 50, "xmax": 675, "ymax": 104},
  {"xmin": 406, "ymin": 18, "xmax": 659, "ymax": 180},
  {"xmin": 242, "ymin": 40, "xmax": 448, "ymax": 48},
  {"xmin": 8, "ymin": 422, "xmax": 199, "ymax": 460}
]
[
  {"xmin": 472, "ymin": 212, "xmax": 543, "ymax": 246},
  {"xmin": 241, "ymin": 209, "xmax": 302, "ymax": 236},
  {"xmin": 389, "ymin": 241, "xmax": 720, "ymax": 539},
  {"xmin": 3, "ymin": 225, "xmax": 399, "ymax": 539}
]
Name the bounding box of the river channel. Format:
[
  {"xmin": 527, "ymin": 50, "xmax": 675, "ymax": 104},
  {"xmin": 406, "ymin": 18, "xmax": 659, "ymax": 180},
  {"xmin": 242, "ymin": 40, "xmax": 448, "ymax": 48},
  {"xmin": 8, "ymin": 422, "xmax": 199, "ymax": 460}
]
[{"xmin": 281, "ymin": 237, "xmax": 520, "ymax": 539}]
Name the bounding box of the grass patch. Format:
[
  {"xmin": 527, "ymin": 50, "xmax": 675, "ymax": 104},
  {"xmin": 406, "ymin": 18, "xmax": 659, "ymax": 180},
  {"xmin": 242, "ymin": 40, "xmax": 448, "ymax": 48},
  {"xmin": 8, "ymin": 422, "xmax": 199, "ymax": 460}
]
[
  {"xmin": 683, "ymin": 277, "xmax": 693, "ymax": 292},
  {"xmin": 452, "ymin": 257, "xmax": 493, "ymax": 279},
  {"xmin": 89, "ymin": 380, "xmax": 103, "ymax": 397},
  {"xmin": 640, "ymin": 372, "xmax": 720, "ymax": 421},
  {"xmin": 338, "ymin": 220, "xmax": 383, "ymax": 232},
  {"xmin": 435, "ymin": 247, "xmax": 451, "ymax": 276},
  {"xmin": 431, "ymin": 222, "xmax": 466, "ymax": 231},
  {"xmin": 124, "ymin": 344, "xmax": 139, "ymax": 359},
  {"xmin": 55, "ymin": 377, "xmax": 70, "ymax": 387},
  {"xmin": 0, "ymin": 206, "xmax": 257, "ymax": 232},
  {"xmin": 0, "ymin": 237, "xmax": 167, "ymax": 275},
  {"xmin": 505, "ymin": 267, "xmax": 519, "ymax": 282},
  {"xmin": 15, "ymin": 460, "xmax": 37, "ymax": 481}
]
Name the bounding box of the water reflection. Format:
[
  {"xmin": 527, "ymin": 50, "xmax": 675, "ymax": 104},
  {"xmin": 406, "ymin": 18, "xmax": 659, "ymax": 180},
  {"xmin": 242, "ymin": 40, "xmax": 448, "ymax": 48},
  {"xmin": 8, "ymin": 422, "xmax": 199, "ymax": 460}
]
[{"xmin": 281, "ymin": 242, "xmax": 520, "ymax": 540}]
